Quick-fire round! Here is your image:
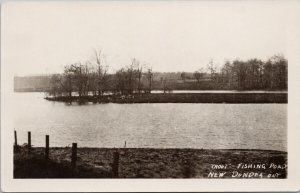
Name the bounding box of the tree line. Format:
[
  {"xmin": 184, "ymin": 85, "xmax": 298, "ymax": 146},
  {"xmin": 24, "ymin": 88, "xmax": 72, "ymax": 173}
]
[
  {"xmin": 48, "ymin": 52, "xmax": 287, "ymax": 98},
  {"xmin": 192, "ymin": 54, "xmax": 287, "ymax": 90}
]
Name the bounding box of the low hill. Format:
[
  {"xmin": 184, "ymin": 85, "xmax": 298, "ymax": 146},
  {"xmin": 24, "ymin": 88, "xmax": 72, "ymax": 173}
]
[{"xmin": 14, "ymin": 75, "xmax": 52, "ymax": 92}]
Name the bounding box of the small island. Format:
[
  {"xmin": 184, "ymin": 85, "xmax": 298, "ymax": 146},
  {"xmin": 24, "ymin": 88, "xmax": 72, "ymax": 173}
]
[{"xmin": 45, "ymin": 92, "xmax": 287, "ymax": 104}]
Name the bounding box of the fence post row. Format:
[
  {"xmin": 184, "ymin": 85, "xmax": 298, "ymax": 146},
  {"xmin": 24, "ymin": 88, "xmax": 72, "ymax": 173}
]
[
  {"xmin": 45, "ymin": 135, "xmax": 49, "ymax": 160},
  {"xmin": 17, "ymin": 133, "xmax": 122, "ymax": 176},
  {"xmin": 28, "ymin": 131, "xmax": 31, "ymax": 154},
  {"xmin": 112, "ymin": 151, "xmax": 120, "ymax": 178},
  {"xmin": 71, "ymin": 143, "xmax": 77, "ymax": 169}
]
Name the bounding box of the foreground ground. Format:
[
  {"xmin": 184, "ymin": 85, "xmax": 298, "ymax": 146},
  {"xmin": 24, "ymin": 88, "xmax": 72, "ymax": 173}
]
[{"xmin": 14, "ymin": 147, "xmax": 287, "ymax": 178}]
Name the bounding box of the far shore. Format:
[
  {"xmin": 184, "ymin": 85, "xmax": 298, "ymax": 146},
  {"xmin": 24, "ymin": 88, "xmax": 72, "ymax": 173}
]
[
  {"xmin": 44, "ymin": 92, "xmax": 287, "ymax": 104},
  {"xmin": 14, "ymin": 147, "xmax": 287, "ymax": 178}
]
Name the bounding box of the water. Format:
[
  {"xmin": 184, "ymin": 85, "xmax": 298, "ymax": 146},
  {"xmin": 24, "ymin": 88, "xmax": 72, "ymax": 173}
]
[{"xmin": 14, "ymin": 92, "xmax": 287, "ymax": 151}]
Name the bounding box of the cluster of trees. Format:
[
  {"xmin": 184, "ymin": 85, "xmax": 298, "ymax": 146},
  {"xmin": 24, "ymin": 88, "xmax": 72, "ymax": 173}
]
[
  {"xmin": 114, "ymin": 58, "xmax": 153, "ymax": 95},
  {"xmin": 155, "ymin": 54, "xmax": 287, "ymax": 91},
  {"xmin": 48, "ymin": 52, "xmax": 287, "ymax": 97},
  {"xmin": 199, "ymin": 54, "xmax": 288, "ymax": 90},
  {"xmin": 49, "ymin": 50, "xmax": 153, "ymax": 97},
  {"xmin": 49, "ymin": 50, "xmax": 108, "ymax": 97}
]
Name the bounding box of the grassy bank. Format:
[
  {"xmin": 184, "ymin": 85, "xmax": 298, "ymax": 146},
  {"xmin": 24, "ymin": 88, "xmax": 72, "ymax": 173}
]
[
  {"xmin": 45, "ymin": 93, "xmax": 287, "ymax": 104},
  {"xmin": 14, "ymin": 147, "xmax": 287, "ymax": 178}
]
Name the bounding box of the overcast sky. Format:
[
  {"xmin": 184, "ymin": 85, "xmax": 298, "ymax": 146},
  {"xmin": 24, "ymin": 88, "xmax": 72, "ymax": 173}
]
[{"xmin": 2, "ymin": 1, "xmax": 289, "ymax": 76}]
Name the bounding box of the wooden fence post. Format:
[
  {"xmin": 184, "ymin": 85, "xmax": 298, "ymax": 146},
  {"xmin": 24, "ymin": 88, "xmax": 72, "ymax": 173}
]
[
  {"xmin": 71, "ymin": 143, "xmax": 77, "ymax": 169},
  {"xmin": 14, "ymin": 130, "xmax": 17, "ymax": 146},
  {"xmin": 45, "ymin": 135, "xmax": 49, "ymax": 160},
  {"xmin": 112, "ymin": 151, "xmax": 119, "ymax": 178},
  {"xmin": 28, "ymin": 131, "xmax": 31, "ymax": 154}
]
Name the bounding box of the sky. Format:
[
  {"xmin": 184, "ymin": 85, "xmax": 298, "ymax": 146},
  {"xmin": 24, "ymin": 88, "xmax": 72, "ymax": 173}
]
[{"xmin": 2, "ymin": 1, "xmax": 290, "ymax": 75}]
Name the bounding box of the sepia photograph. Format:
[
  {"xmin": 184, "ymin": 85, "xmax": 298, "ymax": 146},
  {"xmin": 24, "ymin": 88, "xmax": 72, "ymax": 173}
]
[{"xmin": 1, "ymin": 0, "xmax": 300, "ymax": 192}]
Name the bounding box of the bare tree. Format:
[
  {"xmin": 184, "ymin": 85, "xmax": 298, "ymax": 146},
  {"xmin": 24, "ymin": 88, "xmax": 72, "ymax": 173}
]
[
  {"xmin": 48, "ymin": 74, "xmax": 64, "ymax": 97},
  {"xmin": 135, "ymin": 60, "xmax": 143, "ymax": 94},
  {"xmin": 181, "ymin": 72, "xmax": 186, "ymax": 83},
  {"xmin": 161, "ymin": 77, "xmax": 170, "ymax": 93},
  {"xmin": 86, "ymin": 61, "xmax": 98, "ymax": 96},
  {"xmin": 126, "ymin": 61, "xmax": 135, "ymax": 94},
  {"xmin": 207, "ymin": 59, "xmax": 217, "ymax": 81},
  {"xmin": 146, "ymin": 67, "xmax": 153, "ymax": 93},
  {"xmin": 93, "ymin": 49, "xmax": 109, "ymax": 97},
  {"xmin": 62, "ymin": 65, "xmax": 76, "ymax": 97},
  {"xmin": 115, "ymin": 68, "xmax": 127, "ymax": 95},
  {"xmin": 193, "ymin": 68, "xmax": 204, "ymax": 83},
  {"xmin": 63, "ymin": 63, "xmax": 89, "ymax": 98}
]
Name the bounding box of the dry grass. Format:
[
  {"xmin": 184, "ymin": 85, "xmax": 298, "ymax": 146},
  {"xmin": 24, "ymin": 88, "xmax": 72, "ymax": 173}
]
[{"xmin": 14, "ymin": 147, "xmax": 287, "ymax": 178}]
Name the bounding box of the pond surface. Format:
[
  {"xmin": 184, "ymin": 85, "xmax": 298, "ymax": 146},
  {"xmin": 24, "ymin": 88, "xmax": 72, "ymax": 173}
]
[{"xmin": 14, "ymin": 92, "xmax": 287, "ymax": 151}]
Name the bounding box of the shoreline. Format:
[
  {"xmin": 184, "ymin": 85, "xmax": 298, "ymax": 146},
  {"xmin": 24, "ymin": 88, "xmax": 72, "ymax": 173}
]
[
  {"xmin": 45, "ymin": 93, "xmax": 288, "ymax": 104},
  {"xmin": 14, "ymin": 147, "xmax": 287, "ymax": 178}
]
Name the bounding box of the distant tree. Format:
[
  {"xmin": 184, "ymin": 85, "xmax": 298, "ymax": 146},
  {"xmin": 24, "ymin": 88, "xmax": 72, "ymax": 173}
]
[
  {"xmin": 93, "ymin": 49, "xmax": 109, "ymax": 97},
  {"xmin": 193, "ymin": 68, "xmax": 204, "ymax": 83},
  {"xmin": 160, "ymin": 77, "xmax": 168, "ymax": 93},
  {"xmin": 232, "ymin": 60, "xmax": 247, "ymax": 89},
  {"xmin": 63, "ymin": 63, "xmax": 89, "ymax": 98},
  {"xmin": 244, "ymin": 59, "xmax": 261, "ymax": 89},
  {"xmin": 61, "ymin": 65, "xmax": 76, "ymax": 97},
  {"xmin": 115, "ymin": 68, "xmax": 127, "ymax": 94},
  {"xmin": 181, "ymin": 72, "xmax": 186, "ymax": 83},
  {"xmin": 220, "ymin": 61, "xmax": 232, "ymax": 86},
  {"xmin": 135, "ymin": 61, "xmax": 143, "ymax": 94},
  {"xmin": 269, "ymin": 54, "xmax": 288, "ymax": 89},
  {"xmin": 126, "ymin": 61, "xmax": 136, "ymax": 94},
  {"xmin": 207, "ymin": 59, "xmax": 217, "ymax": 81},
  {"xmin": 48, "ymin": 74, "xmax": 64, "ymax": 97},
  {"xmin": 86, "ymin": 62, "xmax": 98, "ymax": 96},
  {"xmin": 262, "ymin": 54, "xmax": 287, "ymax": 89},
  {"xmin": 146, "ymin": 67, "xmax": 153, "ymax": 93}
]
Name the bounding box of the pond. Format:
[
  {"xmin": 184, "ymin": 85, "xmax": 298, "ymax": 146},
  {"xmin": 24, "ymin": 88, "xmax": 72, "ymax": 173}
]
[{"xmin": 13, "ymin": 92, "xmax": 287, "ymax": 151}]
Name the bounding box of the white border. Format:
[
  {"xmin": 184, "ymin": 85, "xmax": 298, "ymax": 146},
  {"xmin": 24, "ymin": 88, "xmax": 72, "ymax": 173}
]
[{"xmin": 1, "ymin": 0, "xmax": 300, "ymax": 192}]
